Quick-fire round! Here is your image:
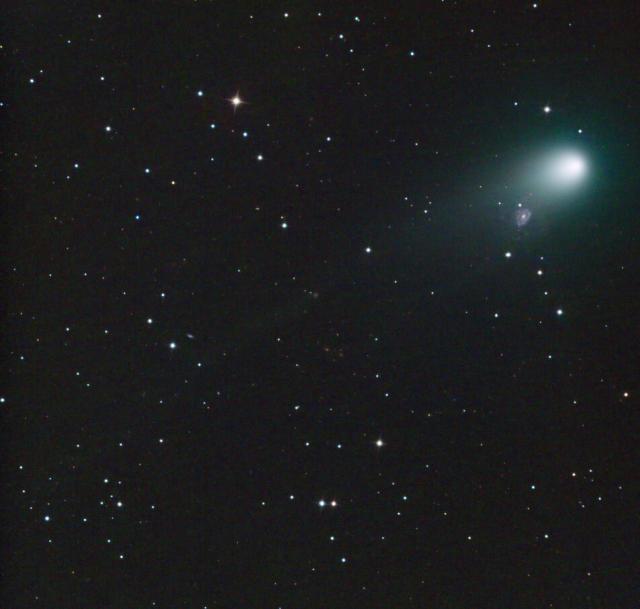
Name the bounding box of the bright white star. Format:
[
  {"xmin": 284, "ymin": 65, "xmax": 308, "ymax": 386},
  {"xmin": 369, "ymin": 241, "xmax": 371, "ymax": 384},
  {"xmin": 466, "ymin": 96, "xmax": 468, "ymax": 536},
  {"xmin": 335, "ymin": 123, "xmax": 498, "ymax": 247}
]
[{"xmin": 229, "ymin": 93, "xmax": 244, "ymax": 109}]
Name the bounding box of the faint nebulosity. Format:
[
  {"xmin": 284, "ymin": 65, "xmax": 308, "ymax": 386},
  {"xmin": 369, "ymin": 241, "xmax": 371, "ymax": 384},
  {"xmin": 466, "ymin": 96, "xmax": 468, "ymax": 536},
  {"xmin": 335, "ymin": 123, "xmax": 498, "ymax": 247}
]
[{"xmin": 3, "ymin": 3, "xmax": 639, "ymax": 609}]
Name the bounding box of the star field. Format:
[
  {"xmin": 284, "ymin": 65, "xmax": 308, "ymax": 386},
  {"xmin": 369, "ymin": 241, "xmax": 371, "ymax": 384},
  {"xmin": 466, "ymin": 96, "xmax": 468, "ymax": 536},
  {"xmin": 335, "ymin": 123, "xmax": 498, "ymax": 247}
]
[{"xmin": 2, "ymin": 2, "xmax": 640, "ymax": 608}]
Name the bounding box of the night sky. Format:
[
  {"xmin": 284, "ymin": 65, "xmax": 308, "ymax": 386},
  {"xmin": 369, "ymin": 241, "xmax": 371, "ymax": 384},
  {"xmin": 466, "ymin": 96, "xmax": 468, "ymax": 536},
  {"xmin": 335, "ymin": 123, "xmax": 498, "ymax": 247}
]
[{"xmin": 3, "ymin": 2, "xmax": 640, "ymax": 608}]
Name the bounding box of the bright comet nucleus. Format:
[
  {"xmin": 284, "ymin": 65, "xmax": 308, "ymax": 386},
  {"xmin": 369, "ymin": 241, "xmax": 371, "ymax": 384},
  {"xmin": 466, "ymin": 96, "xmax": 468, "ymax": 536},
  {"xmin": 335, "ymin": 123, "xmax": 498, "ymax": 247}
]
[
  {"xmin": 550, "ymin": 152, "xmax": 586, "ymax": 183},
  {"xmin": 539, "ymin": 150, "xmax": 588, "ymax": 191},
  {"xmin": 509, "ymin": 147, "xmax": 591, "ymax": 220}
]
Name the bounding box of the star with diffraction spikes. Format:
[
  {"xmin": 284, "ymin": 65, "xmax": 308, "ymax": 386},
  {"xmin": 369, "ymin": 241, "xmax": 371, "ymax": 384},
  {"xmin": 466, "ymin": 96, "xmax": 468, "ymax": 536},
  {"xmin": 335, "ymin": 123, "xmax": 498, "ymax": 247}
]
[{"xmin": 228, "ymin": 92, "xmax": 245, "ymax": 113}]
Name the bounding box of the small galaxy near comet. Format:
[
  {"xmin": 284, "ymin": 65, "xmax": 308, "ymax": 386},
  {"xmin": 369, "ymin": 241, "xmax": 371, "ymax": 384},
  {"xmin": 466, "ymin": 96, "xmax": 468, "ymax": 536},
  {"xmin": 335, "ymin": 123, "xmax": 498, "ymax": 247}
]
[
  {"xmin": 3, "ymin": 3, "xmax": 639, "ymax": 609},
  {"xmin": 515, "ymin": 207, "xmax": 532, "ymax": 227}
]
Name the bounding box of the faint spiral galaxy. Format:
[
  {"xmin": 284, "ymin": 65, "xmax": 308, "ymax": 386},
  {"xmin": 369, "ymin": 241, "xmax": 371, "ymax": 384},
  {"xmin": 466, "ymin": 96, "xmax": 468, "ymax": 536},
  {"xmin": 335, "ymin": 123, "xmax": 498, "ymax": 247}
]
[{"xmin": 515, "ymin": 207, "xmax": 532, "ymax": 227}]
